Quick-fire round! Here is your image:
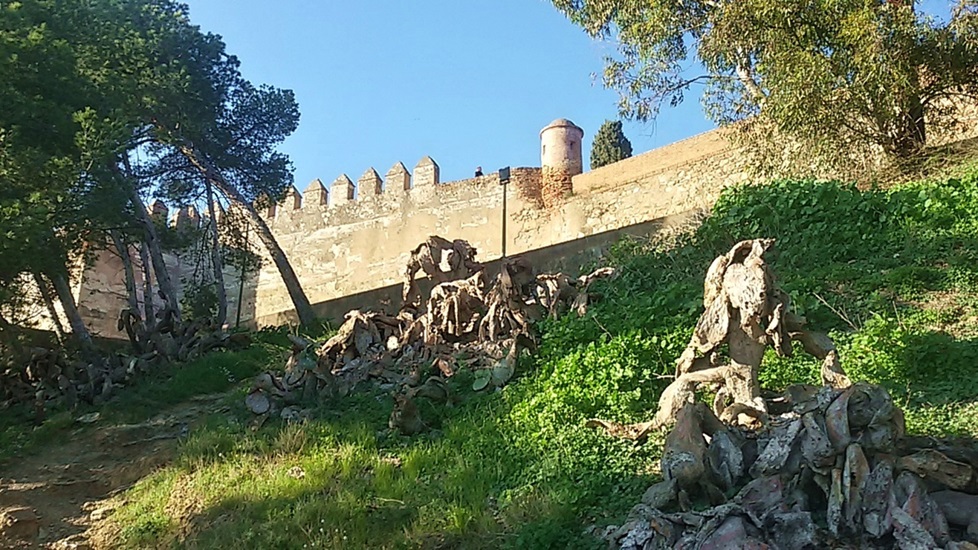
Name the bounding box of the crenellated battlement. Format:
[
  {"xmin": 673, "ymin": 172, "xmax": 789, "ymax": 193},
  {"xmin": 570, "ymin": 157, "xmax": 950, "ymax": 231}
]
[
  {"xmin": 251, "ymin": 156, "xmax": 543, "ymax": 237},
  {"xmin": 147, "ymin": 200, "xmax": 205, "ymax": 232}
]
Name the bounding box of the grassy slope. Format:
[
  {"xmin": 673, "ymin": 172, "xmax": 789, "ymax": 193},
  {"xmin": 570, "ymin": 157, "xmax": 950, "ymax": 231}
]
[
  {"xmin": 0, "ymin": 344, "xmax": 273, "ymax": 463},
  {"xmin": 90, "ymin": 168, "xmax": 978, "ymax": 549}
]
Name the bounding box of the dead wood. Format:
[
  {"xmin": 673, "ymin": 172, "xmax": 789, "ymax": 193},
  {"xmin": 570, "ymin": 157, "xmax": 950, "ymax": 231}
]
[
  {"xmin": 245, "ymin": 236, "xmax": 606, "ymax": 441},
  {"xmin": 576, "ymin": 239, "xmax": 978, "ymax": 547},
  {"xmin": 2, "ymin": 299, "xmax": 241, "ymax": 414},
  {"xmin": 607, "ymin": 381, "xmax": 978, "ymax": 549},
  {"xmin": 402, "ymin": 236, "xmax": 482, "ymax": 306},
  {"xmin": 651, "ymin": 239, "xmax": 850, "ymax": 430}
]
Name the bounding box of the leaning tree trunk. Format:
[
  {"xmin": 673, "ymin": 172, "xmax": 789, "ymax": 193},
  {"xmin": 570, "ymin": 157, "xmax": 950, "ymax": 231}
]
[
  {"xmin": 31, "ymin": 272, "xmax": 66, "ymax": 344},
  {"xmin": 177, "ymin": 144, "xmax": 316, "ymax": 326},
  {"xmin": 138, "ymin": 241, "xmax": 156, "ymax": 331},
  {"xmin": 110, "ymin": 230, "xmax": 147, "ymax": 353},
  {"xmin": 48, "ymin": 268, "xmax": 94, "ymax": 351},
  {"xmin": 127, "ymin": 185, "xmax": 182, "ymax": 324},
  {"xmin": 205, "ymin": 180, "xmax": 228, "ymax": 327},
  {"xmin": 109, "ymin": 231, "xmax": 141, "ymax": 315}
]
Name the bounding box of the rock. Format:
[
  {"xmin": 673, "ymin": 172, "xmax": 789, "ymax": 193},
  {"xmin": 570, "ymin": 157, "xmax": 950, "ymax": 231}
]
[
  {"xmin": 749, "ymin": 417, "xmax": 802, "ymax": 478},
  {"xmin": 736, "ymin": 476, "xmax": 787, "ymax": 526},
  {"xmin": 842, "ymin": 443, "xmax": 870, "ymax": 532},
  {"xmin": 245, "ymin": 389, "xmax": 270, "ymax": 415},
  {"xmin": 800, "ymin": 412, "xmax": 834, "ymax": 468},
  {"xmin": 89, "ymin": 504, "xmax": 116, "ymax": 521},
  {"xmin": 892, "ymin": 471, "xmax": 950, "ymax": 546},
  {"xmin": 697, "ymin": 515, "xmax": 768, "ymax": 550},
  {"xmin": 931, "ymin": 490, "xmax": 978, "ymax": 543},
  {"xmin": 0, "ymin": 506, "xmax": 39, "ymax": 541},
  {"xmin": 899, "ymin": 449, "xmax": 975, "ymax": 491},
  {"xmin": 707, "ymin": 429, "xmax": 744, "ymax": 491},
  {"xmin": 863, "ymin": 458, "xmax": 896, "ymax": 538},
  {"xmin": 641, "ymin": 479, "xmax": 678, "ymax": 509},
  {"xmin": 892, "ymin": 506, "xmax": 939, "ymax": 550},
  {"xmin": 766, "ymin": 512, "xmax": 819, "ymax": 549}
]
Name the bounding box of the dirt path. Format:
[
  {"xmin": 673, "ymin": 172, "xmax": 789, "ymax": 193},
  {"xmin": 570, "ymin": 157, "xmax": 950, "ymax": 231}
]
[{"xmin": 0, "ymin": 394, "xmax": 228, "ymax": 549}]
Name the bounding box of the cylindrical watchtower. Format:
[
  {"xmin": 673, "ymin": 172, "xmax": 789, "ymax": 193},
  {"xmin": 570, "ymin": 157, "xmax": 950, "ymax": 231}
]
[{"xmin": 540, "ymin": 118, "xmax": 584, "ymax": 208}]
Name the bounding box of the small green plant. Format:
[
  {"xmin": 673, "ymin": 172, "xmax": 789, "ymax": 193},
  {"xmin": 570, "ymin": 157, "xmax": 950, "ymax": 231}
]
[{"xmin": 180, "ymin": 281, "xmax": 219, "ymax": 321}]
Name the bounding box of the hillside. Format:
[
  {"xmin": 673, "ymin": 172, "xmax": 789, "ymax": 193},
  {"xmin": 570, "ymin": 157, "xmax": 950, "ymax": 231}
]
[{"xmin": 4, "ymin": 166, "xmax": 978, "ymax": 549}]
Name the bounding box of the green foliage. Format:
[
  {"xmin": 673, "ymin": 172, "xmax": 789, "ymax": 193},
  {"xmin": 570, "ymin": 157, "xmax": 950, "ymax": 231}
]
[
  {"xmin": 180, "ymin": 281, "xmax": 218, "ymax": 321},
  {"xmin": 551, "ymin": 0, "xmax": 978, "ymax": 170},
  {"xmin": 0, "ymin": 0, "xmax": 305, "ymax": 322},
  {"xmin": 76, "ymin": 169, "xmax": 978, "ymax": 547},
  {"xmin": 590, "ymin": 119, "xmax": 632, "ymax": 169}
]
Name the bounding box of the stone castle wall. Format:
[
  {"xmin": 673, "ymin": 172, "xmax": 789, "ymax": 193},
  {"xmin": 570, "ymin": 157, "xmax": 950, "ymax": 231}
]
[
  {"xmin": 248, "ymin": 166, "xmax": 546, "ymax": 326},
  {"xmin": 54, "ymin": 102, "xmax": 978, "ymax": 338},
  {"xmin": 247, "ymin": 129, "xmax": 748, "ymax": 327},
  {"xmin": 24, "ymin": 126, "xmax": 750, "ymax": 338}
]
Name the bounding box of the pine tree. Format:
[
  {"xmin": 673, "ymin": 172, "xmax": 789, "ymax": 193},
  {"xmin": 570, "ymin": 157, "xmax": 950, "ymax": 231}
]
[{"xmin": 590, "ymin": 120, "xmax": 633, "ymax": 169}]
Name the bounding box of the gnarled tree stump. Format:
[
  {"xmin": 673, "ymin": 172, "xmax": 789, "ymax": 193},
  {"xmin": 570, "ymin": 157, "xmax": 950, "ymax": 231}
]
[{"xmin": 652, "ymin": 238, "xmax": 851, "ymax": 430}]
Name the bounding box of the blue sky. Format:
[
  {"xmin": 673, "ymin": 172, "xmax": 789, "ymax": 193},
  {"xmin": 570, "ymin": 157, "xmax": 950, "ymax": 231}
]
[
  {"xmin": 183, "ymin": 0, "xmax": 714, "ymax": 188},
  {"xmin": 184, "ymin": 1, "xmax": 954, "ymax": 189}
]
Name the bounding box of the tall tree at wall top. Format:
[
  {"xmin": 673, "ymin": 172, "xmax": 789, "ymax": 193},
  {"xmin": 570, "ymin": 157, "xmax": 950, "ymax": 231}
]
[
  {"xmin": 590, "ymin": 120, "xmax": 633, "ymax": 169},
  {"xmin": 551, "ymin": 0, "xmax": 978, "ymax": 174}
]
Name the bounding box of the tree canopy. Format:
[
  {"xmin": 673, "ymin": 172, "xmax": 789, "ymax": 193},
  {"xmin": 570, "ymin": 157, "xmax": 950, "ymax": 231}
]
[
  {"xmin": 0, "ymin": 0, "xmax": 315, "ymax": 331},
  {"xmin": 552, "ymin": 0, "xmax": 978, "ymax": 171},
  {"xmin": 591, "ymin": 119, "xmax": 633, "ymax": 169}
]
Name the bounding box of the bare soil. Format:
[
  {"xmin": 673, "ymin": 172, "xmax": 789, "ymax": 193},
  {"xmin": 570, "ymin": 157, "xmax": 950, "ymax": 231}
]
[{"xmin": 0, "ymin": 395, "xmax": 227, "ymax": 549}]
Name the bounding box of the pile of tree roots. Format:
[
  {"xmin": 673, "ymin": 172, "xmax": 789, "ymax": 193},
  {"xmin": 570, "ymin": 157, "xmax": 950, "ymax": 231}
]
[
  {"xmin": 592, "ymin": 240, "xmax": 978, "ymax": 549},
  {"xmin": 246, "ymin": 235, "xmax": 614, "ymax": 434},
  {"xmin": 0, "ymin": 296, "xmax": 247, "ymax": 418}
]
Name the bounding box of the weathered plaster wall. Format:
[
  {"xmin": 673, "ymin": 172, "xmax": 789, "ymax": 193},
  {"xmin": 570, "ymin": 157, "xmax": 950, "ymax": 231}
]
[
  {"xmin": 53, "ymin": 103, "xmax": 978, "ymax": 336},
  {"xmin": 68, "ymin": 242, "xmax": 250, "ymax": 339},
  {"xmin": 250, "ymin": 168, "xmax": 544, "ymax": 326},
  {"xmin": 247, "ymin": 127, "xmax": 748, "ymax": 327}
]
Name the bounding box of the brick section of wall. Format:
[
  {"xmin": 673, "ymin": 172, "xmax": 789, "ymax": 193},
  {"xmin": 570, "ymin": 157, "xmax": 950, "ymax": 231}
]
[
  {"xmin": 541, "ymin": 166, "xmax": 573, "ymax": 208},
  {"xmin": 513, "ymin": 168, "xmax": 544, "ymax": 208}
]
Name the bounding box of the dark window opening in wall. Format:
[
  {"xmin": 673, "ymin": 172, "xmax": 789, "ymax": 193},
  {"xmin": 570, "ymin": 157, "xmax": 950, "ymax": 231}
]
[{"xmin": 543, "ymin": 144, "xmax": 546, "ymax": 156}]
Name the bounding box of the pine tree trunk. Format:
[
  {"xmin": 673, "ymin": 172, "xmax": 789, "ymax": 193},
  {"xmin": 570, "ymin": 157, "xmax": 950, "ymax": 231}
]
[
  {"xmin": 32, "ymin": 272, "xmax": 66, "ymax": 344},
  {"xmin": 48, "ymin": 269, "xmax": 94, "ymax": 349},
  {"xmin": 128, "ymin": 186, "xmax": 182, "ymax": 323},
  {"xmin": 908, "ymin": 92, "xmax": 926, "ymax": 149},
  {"xmin": 177, "ymin": 145, "xmax": 317, "ymax": 326},
  {"xmin": 110, "ymin": 231, "xmax": 146, "ymax": 352},
  {"xmin": 109, "ymin": 231, "xmax": 141, "ymax": 315},
  {"xmin": 139, "ymin": 241, "xmax": 156, "ymax": 331},
  {"xmin": 206, "ymin": 181, "xmax": 228, "ymax": 327}
]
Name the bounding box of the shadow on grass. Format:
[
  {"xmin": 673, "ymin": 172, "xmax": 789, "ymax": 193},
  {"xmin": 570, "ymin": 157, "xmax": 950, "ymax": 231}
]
[
  {"xmin": 112, "ymin": 375, "xmax": 655, "ymax": 550},
  {"xmin": 0, "ymin": 345, "xmax": 274, "ymax": 464}
]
